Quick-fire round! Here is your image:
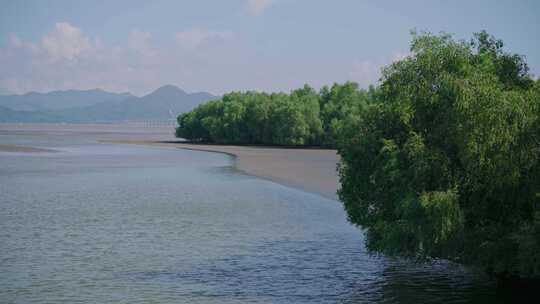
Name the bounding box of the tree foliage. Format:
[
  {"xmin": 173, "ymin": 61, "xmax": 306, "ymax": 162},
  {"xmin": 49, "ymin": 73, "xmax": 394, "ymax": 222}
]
[
  {"xmin": 176, "ymin": 30, "xmax": 540, "ymax": 280},
  {"xmin": 176, "ymin": 83, "xmax": 367, "ymax": 146},
  {"xmin": 337, "ymin": 31, "xmax": 540, "ymax": 280}
]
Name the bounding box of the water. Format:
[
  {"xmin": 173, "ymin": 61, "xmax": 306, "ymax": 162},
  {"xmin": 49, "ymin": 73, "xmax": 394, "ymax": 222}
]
[{"xmin": 0, "ymin": 125, "xmax": 507, "ymax": 303}]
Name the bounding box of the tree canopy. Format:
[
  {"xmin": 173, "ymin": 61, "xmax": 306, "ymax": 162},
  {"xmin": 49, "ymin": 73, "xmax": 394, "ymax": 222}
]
[
  {"xmin": 176, "ymin": 83, "xmax": 367, "ymax": 146},
  {"xmin": 337, "ymin": 31, "xmax": 540, "ymax": 280}
]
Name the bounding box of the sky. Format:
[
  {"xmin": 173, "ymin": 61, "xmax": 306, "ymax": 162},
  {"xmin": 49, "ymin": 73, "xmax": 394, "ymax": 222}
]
[{"xmin": 1, "ymin": 0, "xmax": 539, "ymax": 96}]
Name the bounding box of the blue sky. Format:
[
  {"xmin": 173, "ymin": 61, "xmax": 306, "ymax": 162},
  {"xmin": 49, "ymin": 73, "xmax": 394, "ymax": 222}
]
[{"xmin": 1, "ymin": 0, "xmax": 539, "ymax": 95}]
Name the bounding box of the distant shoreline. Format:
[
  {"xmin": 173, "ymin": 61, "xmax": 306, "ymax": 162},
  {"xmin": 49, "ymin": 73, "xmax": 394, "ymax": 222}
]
[
  {"xmin": 104, "ymin": 139, "xmax": 341, "ymax": 201},
  {"xmin": 0, "ymin": 144, "xmax": 57, "ymax": 153}
]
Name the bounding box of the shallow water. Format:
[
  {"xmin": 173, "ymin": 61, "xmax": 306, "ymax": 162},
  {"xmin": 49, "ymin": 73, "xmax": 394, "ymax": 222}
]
[{"xmin": 0, "ymin": 126, "xmax": 509, "ymax": 303}]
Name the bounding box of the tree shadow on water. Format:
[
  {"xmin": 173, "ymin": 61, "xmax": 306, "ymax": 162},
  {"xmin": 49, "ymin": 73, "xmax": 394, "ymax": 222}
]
[{"xmin": 341, "ymin": 258, "xmax": 534, "ymax": 304}]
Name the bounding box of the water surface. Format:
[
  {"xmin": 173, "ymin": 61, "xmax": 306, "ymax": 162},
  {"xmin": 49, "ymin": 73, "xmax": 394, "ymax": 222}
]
[{"xmin": 0, "ymin": 125, "xmax": 507, "ymax": 303}]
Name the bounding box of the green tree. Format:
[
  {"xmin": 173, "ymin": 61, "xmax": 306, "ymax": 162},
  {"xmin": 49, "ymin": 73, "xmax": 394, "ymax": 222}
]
[
  {"xmin": 243, "ymin": 92, "xmax": 272, "ymax": 143},
  {"xmin": 320, "ymin": 82, "xmax": 368, "ymax": 146},
  {"xmin": 291, "ymin": 85, "xmax": 324, "ymax": 145},
  {"xmin": 176, "ymin": 86, "xmax": 326, "ymax": 146},
  {"xmin": 337, "ymin": 31, "xmax": 540, "ymax": 280}
]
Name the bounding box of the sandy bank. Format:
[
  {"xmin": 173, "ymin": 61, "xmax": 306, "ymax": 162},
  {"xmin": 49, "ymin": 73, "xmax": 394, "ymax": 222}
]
[
  {"xmin": 0, "ymin": 144, "xmax": 57, "ymax": 153},
  {"xmin": 106, "ymin": 140, "xmax": 340, "ymax": 200}
]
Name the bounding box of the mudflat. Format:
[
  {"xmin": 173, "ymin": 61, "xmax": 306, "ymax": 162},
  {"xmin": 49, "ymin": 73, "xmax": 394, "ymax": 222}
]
[
  {"xmin": 108, "ymin": 140, "xmax": 340, "ymax": 200},
  {"xmin": 0, "ymin": 124, "xmax": 340, "ymax": 200},
  {"xmin": 0, "ymin": 144, "xmax": 57, "ymax": 153}
]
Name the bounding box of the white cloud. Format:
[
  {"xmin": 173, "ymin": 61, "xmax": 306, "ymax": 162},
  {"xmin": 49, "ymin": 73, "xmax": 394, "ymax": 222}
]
[
  {"xmin": 0, "ymin": 21, "xmax": 407, "ymax": 97},
  {"xmin": 0, "ymin": 23, "xmax": 242, "ymax": 95},
  {"xmin": 246, "ymin": 0, "xmax": 274, "ymax": 16},
  {"xmin": 41, "ymin": 22, "xmax": 91, "ymax": 61}
]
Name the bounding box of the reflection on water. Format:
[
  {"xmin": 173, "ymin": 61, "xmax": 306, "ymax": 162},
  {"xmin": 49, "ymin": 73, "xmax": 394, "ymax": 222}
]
[{"xmin": 0, "ymin": 127, "xmax": 505, "ymax": 303}]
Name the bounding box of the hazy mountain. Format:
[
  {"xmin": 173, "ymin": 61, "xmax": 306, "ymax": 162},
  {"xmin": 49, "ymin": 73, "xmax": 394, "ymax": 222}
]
[
  {"xmin": 0, "ymin": 85, "xmax": 217, "ymax": 123},
  {"xmin": 0, "ymin": 89, "xmax": 133, "ymax": 111}
]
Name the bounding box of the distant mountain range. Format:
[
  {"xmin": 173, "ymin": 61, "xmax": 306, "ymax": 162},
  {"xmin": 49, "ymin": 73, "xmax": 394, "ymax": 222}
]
[
  {"xmin": 0, "ymin": 85, "xmax": 217, "ymax": 123},
  {"xmin": 0, "ymin": 89, "xmax": 134, "ymax": 111}
]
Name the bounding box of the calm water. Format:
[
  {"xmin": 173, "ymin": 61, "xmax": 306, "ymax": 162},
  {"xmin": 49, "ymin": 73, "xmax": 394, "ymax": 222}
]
[{"xmin": 0, "ymin": 126, "xmax": 508, "ymax": 303}]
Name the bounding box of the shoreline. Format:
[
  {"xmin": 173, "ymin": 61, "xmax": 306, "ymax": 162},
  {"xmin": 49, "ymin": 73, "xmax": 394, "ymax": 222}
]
[
  {"xmin": 0, "ymin": 144, "xmax": 58, "ymax": 153},
  {"xmin": 103, "ymin": 140, "xmax": 341, "ymax": 201}
]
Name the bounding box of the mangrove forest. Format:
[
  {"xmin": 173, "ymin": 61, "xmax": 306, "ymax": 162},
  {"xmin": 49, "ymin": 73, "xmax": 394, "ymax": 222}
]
[{"xmin": 176, "ymin": 31, "xmax": 540, "ymax": 282}]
